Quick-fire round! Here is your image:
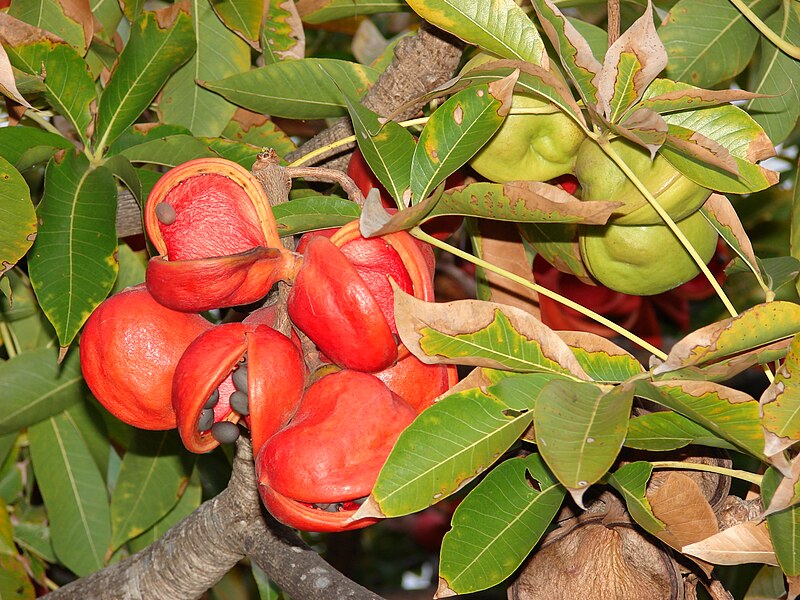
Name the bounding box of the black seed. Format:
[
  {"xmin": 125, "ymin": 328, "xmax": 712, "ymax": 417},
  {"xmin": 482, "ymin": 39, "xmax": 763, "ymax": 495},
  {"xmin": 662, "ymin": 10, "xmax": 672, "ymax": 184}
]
[
  {"xmin": 198, "ymin": 408, "xmax": 214, "ymax": 432},
  {"xmin": 232, "ymin": 365, "xmax": 248, "ymax": 393},
  {"xmin": 315, "ymin": 503, "xmax": 342, "ymax": 512},
  {"xmin": 203, "ymin": 389, "xmax": 220, "ymax": 409},
  {"xmin": 155, "ymin": 202, "xmax": 176, "ymax": 225},
  {"xmin": 211, "ymin": 421, "xmax": 239, "ymax": 444},
  {"xmin": 229, "ymin": 390, "xmax": 249, "ymax": 416}
]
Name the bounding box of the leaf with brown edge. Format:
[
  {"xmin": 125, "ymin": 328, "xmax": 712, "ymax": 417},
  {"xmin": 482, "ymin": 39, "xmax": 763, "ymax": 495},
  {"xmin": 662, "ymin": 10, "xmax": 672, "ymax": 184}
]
[
  {"xmin": 639, "ymin": 77, "xmax": 767, "ymax": 115},
  {"xmin": 647, "ymin": 472, "xmax": 718, "ymax": 573},
  {"xmin": 702, "ymin": 194, "xmax": 762, "ymax": 283},
  {"xmin": 651, "ymin": 301, "xmax": 800, "ymax": 381},
  {"xmin": 760, "ymin": 334, "xmax": 800, "ymax": 458},
  {"xmin": 557, "ymin": 330, "xmax": 644, "ymax": 383},
  {"xmin": 471, "ymin": 219, "xmax": 540, "ymax": 318},
  {"xmin": 360, "ymin": 180, "xmax": 621, "ymax": 237},
  {"xmin": 393, "ymin": 288, "xmax": 590, "ymax": 380},
  {"xmin": 664, "ymin": 126, "xmax": 739, "ymax": 176},
  {"xmin": 682, "ymin": 521, "xmax": 776, "ymax": 566},
  {"xmin": 634, "ymin": 380, "xmax": 765, "ymax": 459},
  {"xmin": 262, "ymin": 0, "xmax": 305, "ymax": 63},
  {"xmin": 209, "ymin": 0, "xmax": 263, "ymax": 50},
  {"xmin": 531, "ymin": 0, "xmax": 601, "ymax": 111},
  {"xmin": 608, "ymin": 108, "xmax": 668, "ymax": 157},
  {"xmin": 535, "ymin": 380, "xmax": 633, "ymax": 507},
  {"xmin": 761, "ymin": 454, "xmax": 800, "ymax": 516},
  {"xmin": 596, "ymin": 0, "xmax": 667, "ymax": 124},
  {"xmin": 7, "ymin": 0, "xmax": 91, "ymax": 53}
]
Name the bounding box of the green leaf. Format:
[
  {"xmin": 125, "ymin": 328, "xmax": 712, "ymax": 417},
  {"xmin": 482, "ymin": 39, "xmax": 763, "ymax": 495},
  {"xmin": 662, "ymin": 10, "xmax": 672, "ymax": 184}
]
[
  {"xmin": 91, "ymin": 0, "xmax": 124, "ymax": 42},
  {"xmin": 119, "ymin": 134, "xmax": 216, "ymax": 166},
  {"xmin": 763, "ymin": 467, "xmax": 800, "ymax": 575},
  {"xmin": 394, "ymin": 293, "xmax": 589, "ymax": 379},
  {"xmin": 13, "ymin": 520, "xmax": 56, "ymax": 564},
  {"xmin": 65, "ymin": 401, "xmax": 115, "ymax": 487},
  {"xmin": 557, "ymin": 331, "xmax": 645, "ymax": 383},
  {"xmin": 28, "ymin": 411, "xmax": 112, "ymax": 577},
  {"xmin": 2, "ymin": 36, "xmax": 95, "ymax": 146},
  {"xmin": 110, "ymin": 431, "xmax": 193, "ymax": 552},
  {"xmin": 127, "ymin": 467, "xmax": 202, "ymax": 553},
  {"xmin": 625, "ymin": 411, "xmax": 737, "ymax": 451},
  {"xmin": 344, "ymin": 93, "xmax": 416, "ymax": 206},
  {"xmin": 607, "ymin": 462, "xmax": 665, "ymax": 535},
  {"xmin": 158, "ymin": 0, "xmax": 251, "ymax": 137},
  {"xmin": 761, "ymin": 334, "xmax": 800, "ymax": 457},
  {"xmin": 702, "ymin": 194, "xmax": 763, "ymax": 286},
  {"xmin": 530, "ymin": 0, "xmax": 601, "ymax": 109},
  {"xmin": 0, "ymin": 157, "xmax": 35, "ymax": 276},
  {"xmin": 438, "ymin": 454, "xmax": 564, "ymax": 596},
  {"xmin": 0, "ymin": 126, "xmax": 72, "ymax": 169},
  {"xmin": 0, "ymin": 554, "xmax": 35, "ymax": 599},
  {"xmin": 106, "ymin": 123, "xmax": 193, "ymax": 156},
  {"xmin": 362, "ymin": 382, "xmax": 536, "ymax": 518},
  {"xmin": 296, "ymin": 0, "xmax": 406, "ymax": 23},
  {"xmin": 28, "ymin": 151, "xmax": 118, "ymax": 348},
  {"xmin": 535, "ymin": 380, "xmax": 632, "ymax": 505},
  {"xmin": 405, "ymin": 0, "xmax": 547, "ymax": 65},
  {"xmin": 412, "ymin": 77, "xmax": 515, "ymax": 202},
  {"xmin": 262, "ymin": 0, "xmax": 305, "ymax": 63},
  {"xmin": 221, "ymin": 112, "xmax": 296, "ymax": 157},
  {"xmin": 0, "ymin": 503, "xmax": 15, "ymax": 555},
  {"xmin": 7, "ymin": 0, "xmax": 89, "ymax": 53},
  {"xmin": 0, "ymin": 271, "xmax": 54, "ymax": 353},
  {"xmin": 0, "ymin": 347, "xmax": 83, "ymax": 435},
  {"xmin": 635, "ymin": 379, "xmax": 765, "ymax": 458},
  {"xmin": 103, "ymin": 154, "xmax": 142, "ymax": 205},
  {"xmin": 200, "ymin": 137, "xmax": 262, "ymax": 169},
  {"xmin": 745, "ymin": 2, "xmax": 800, "ymax": 145},
  {"xmin": 94, "ymin": 6, "xmax": 196, "ymax": 151},
  {"xmin": 660, "ymin": 0, "xmax": 781, "ymax": 88},
  {"xmin": 653, "ymin": 301, "xmax": 800, "ymax": 380},
  {"xmin": 210, "ymin": 0, "xmax": 263, "ymax": 49},
  {"xmin": 202, "ymin": 59, "xmax": 379, "ymax": 119},
  {"xmin": 272, "ymin": 196, "xmax": 361, "ymax": 236}
]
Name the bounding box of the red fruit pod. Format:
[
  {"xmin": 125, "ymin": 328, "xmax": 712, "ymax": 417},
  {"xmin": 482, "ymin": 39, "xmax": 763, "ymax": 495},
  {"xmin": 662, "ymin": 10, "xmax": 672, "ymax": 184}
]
[
  {"xmin": 143, "ymin": 158, "xmax": 299, "ymax": 312},
  {"xmin": 288, "ymin": 220, "xmax": 435, "ymax": 373},
  {"xmin": 257, "ymin": 370, "xmax": 418, "ymax": 532},
  {"xmin": 80, "ymin": 285, "xmax": 212, "ymax": 430},
  {"xmin": 374, "ymin": 356, "xmax": 458, "ymax": 413},
  {"xmin": 173, "ymin": 323, "xmax": 306, "ymax": 455}
]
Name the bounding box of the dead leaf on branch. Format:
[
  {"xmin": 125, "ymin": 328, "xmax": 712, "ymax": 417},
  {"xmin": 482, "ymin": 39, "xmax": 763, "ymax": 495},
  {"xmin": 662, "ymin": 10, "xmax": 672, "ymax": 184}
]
[{"xmin": 682, "ymin": 521, "xmax": 777, "ymax": 566}]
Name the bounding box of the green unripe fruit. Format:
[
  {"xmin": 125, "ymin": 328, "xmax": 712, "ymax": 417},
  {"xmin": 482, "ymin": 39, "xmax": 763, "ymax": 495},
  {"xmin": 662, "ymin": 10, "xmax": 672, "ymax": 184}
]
[
  {"xmin": 462, "ymin": 52, "xmax": 585, "ymax": 183},
  {"xmin": 575, "ymin": 137, "xmax": 712, "ymax": 225},
  {"xmin": 579, "ymin": 210, "xmax": 718, "ymax": 296}
]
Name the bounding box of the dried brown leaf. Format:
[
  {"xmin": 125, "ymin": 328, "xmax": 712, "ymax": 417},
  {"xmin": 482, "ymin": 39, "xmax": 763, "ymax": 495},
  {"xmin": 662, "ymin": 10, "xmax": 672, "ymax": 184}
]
[
  {"xmin": 704, "ymin": 193, "xmax": 759, "ymax": 269},
  {"xmin": 473, "ymin": 219, "xmax": 540, "ymax": 318},
  {"xmin": 666, "ymin": 130, "xmax": 739, "ymax": 176},
  {"xmin": 682, "ymin": 521, "xmax": 777, "ymax": 566},
  {"xmin": 0, "ymin": 43, "xmax": 32, "ymax": 108}
]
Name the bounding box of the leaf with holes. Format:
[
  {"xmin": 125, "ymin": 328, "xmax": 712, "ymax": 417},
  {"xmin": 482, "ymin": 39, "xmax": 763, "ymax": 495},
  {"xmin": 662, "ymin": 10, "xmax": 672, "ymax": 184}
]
[
  {"xmin": 535, "ymin": 380, "xmax": 633, "ymax": 506},
  {"xmin": 411, "ymin": 74, "xmax": 516, "ymax": 203},
  {"xmin": 29, "ymin": 411, "xmax": 112, "ymax": 576},
  {"xmin": 94, "ymin": 5, "xmax": 196, "ymax": 151},
  {"xmin": 394, "ymin": 291, "xmax": 589, "ymax": 379},
  {"xmin": 437, "ymin": 454, "xmax": 564, "ymax": 596},
  {"xmin": 28, "ymin": 151, "xmax": 118, "ymax": 349},
  {"xmin": 405, "ymin": 0, "xmax": 547, "ymax": 66},
  {"xmin": 635, "ymin": 380, "xmax": 765, "ymax": 458},
  {"xmin": 158, "ymin": 0, "xmax": 251, "ymax": 138},
  {"xmin": 202, "ymin": 59, "xmax": 379, "ymax": 119},
  {"xmin": 625, "ymin": 411, "xmax": 736, "ymax": 452}
]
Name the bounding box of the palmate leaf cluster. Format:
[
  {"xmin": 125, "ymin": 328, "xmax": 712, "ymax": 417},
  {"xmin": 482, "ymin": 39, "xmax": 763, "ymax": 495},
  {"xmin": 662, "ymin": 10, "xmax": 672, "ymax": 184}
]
[{"xmin": 0, "ymin": 0, "xmax": 799, "ymax": 598}]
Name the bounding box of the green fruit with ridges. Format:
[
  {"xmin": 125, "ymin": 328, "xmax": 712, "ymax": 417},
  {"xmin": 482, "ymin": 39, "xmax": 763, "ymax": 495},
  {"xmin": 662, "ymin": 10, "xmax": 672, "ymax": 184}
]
[
  {"xmin": 463, "ymin": 52, "xmax": 585, "ymax": 183},
  {"xmin": 579, "ymin": 211, "xmax": 718, "ymax": 296},
  {"xmin": 575, "ymin": 137, "xmax": 712, "ymax": 225}
]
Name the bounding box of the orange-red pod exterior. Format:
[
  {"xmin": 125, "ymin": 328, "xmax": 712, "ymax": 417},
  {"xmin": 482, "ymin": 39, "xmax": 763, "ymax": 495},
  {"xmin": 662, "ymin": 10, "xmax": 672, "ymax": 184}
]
[
  {"xmin": 257, "ymin": 370, "xmax": 417, "ymax": 532},
  {"xmin": 374, "ymin": 356, "xmax": 459, "ymax": 413},
  {"xmin": 173, "ymin": 323, "xmax": 306, "ymax": 455},
  {"xmin": 80, "ymin": 285, "xmax": 212, "ymax": 430}
]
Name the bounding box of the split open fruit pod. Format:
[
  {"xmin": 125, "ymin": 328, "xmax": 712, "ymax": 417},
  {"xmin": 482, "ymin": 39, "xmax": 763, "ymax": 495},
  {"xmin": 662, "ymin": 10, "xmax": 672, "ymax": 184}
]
[
  {"xmin": 144, "ymin": 158, "xmax": 299, "ymax": 312},
  {"xmin": 172, "ymin": 322, "xmax": 306, "ymax": 455},
  {"xmin": 288, "ymin": 220, "xmax": 435, "ymax": 373},
  {"xmin": 80, "ymin": 285, "xmax": 212, "ymax": 430},
  {"xmin": 256, "ymin": 370, "xmax": 418, "ymax": 532}
]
